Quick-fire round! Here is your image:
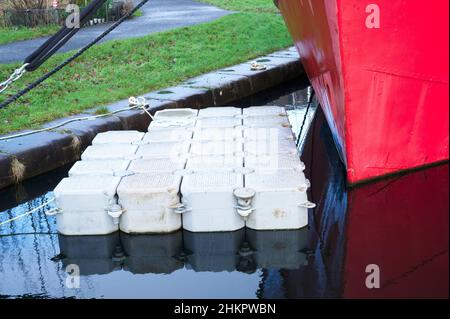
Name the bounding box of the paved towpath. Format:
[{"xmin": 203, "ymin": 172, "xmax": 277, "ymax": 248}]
[{"xmin": 0, "ymin": 0, "xmax": 230, "ymax": 64}]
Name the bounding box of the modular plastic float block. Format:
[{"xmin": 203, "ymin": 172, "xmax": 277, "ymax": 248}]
[
  {"xmin": 183, "ymin": 230, "xmax": 245, "ymax": 272},
  {"xmin": 243, "ymin": 106, "xmax": 287, "ymax": 116},
  {"xmin": 198, "ymin": 106, "xmax": 242, "ymax": 117},
  {"xmin": 128, "ymin": 158, "xmax": 186, "ymax": 173},
  {"xmin": 154, "ymin": 108, "xmax": 198, "ymax": 120},
  {"xmin": 244, "ymin": 137, "xmax": 297, "ymax": 155},
  {"xmin": 68, "ymin": 159, "xmax": 131, "ymax": 176},
  {"xmin": 53, "ymin": 208, "xmax": 119, "ymax": 235},
  {"xmin": 121, "ymin": 232, "xmax": 184, "ymax": 274},
  {"xmin": 244, "ymin": 168, "xmax": 309, "ymax": 230},
  {"xmin": 149, "ymin": 120, "xmax": 196, "ymax": 130},
  {"xmin": 246, "ymin": 229, "xmax": 308, "ymax": 269},
  {"xmin": 81, "ymin": 144, "xmax": 138, "ymax": 160},
  {"xmin": 190, "ymin": 140, "xmax": 242, "ymax": 156},
  {"xmin": 243, "ymin": 127, "xmax": 295, "ymax": 141},
  {"xmin": 181, "ymin": 170, "xmax": 245, "ymax": 232},
  {"xmin": 150, "ymin": 108, "xmax": 198, "ymax": 129},
  {"xmin": 186, "ymin": 155, "xmax": 243, "ymax": 170},
  {"xmin": 135, "ymin": 141, "xmax": 191, "ymax": 158},
  {"xmin": 53, "ymin": 175, "xmax": 122, "ymax": 235},
  {"xmin": 245, "ymin": 153, "xmax": 305, "ymax": 171},
  {"xmin": 92, "ymin": 130, "xmax": 145, "ymax": 145},
  {"xmin": 54, "ymin": 175, "xmax": 122, "ymax": 211},
  {"xmin": 142, "ymin": 128, "xmax": 193, "ymax": 142},
  {"xmin": 117, "ymin": 173, "xmax": 182, "ymax": 233},
  {"xmin": 196, "ymin": 116, "xmax": 242, "ymax": 128},
  {"xmin": 243, "ymin": 115, "xmax": 291, "ymax": 128},
  {"xmin": 192, "ymin": 127, "xmax": 243, "ymax": 141}
]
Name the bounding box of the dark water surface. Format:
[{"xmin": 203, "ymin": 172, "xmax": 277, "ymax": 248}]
[{"xmin": 0, "ymin": 78, "xmax": 448, "ymax": 299}]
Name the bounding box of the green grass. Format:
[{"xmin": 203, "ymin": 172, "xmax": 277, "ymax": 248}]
[
  {"xmin": 0, "ymin": 25, "xmax": 60, "ymax": 45},
  {"xmin": 199, "ymin": 0, "xmax": 279, "ymax": 13},
  {"xmin": 0, "ymin": 6, "xmax": 291, "ymax": 134},
  {"xmin": 132, "ymin": 9, "xmax": 144, "ymax": 18},
  {"xmin": 94, "ymin": 106, "xmax": 109, "ymax": 115}
]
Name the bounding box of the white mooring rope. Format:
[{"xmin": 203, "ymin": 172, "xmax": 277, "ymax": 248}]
[
  {"xmin": 0, "ymin": 96, "xmax": 152, "ymax": 141},
  {"xmin": 0, "ymin": 198, "xmax": 56, "ymax": 227}
]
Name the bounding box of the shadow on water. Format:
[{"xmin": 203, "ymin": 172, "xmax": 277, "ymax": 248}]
[
  {"xmin": 0, "ymin": 78, "xmax": 448, "ymax": 298},
  {"xmin": 229, "ymin": 76, "xmax": 311, "ymax": 108}
]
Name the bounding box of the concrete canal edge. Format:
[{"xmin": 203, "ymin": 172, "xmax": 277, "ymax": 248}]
[{"xmin": 0, "ymin": 47, "xmax": 305, "ymax": 190}]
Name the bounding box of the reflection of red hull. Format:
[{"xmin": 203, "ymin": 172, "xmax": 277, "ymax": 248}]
[
  {"xmin": 277, "ymin": 0, "xmax": 449, "ymax": 184},
  {"xmin": 344, "ymin": 163, "xmax": 449, "ymax": 298}
]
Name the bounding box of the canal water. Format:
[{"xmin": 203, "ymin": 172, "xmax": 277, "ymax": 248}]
[{"xmin": 0, "ymin": 78, "xmax": 447, "ymax": 299}]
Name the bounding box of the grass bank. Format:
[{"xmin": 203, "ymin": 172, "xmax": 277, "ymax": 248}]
[{"xmin": 0, "ymin": 3, "xmax": 290, "ymax": 134}]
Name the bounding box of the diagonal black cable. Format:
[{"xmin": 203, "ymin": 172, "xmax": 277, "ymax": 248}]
[
  {"xmin": 25, "ymin": 0, "xmax": 108, "ymax": 71},
  {"xmin": 0, "ymin": 0, "xmax": 150, "ymax": 110}
]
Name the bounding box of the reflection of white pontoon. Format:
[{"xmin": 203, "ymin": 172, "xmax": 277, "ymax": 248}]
[{"xmin": 58, "ymin": 228, "xmax": 309, "ymax": 275}]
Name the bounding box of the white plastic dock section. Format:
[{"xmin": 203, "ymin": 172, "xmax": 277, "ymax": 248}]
[
  {"xmin": 68, "ymin": 160, "xmax": 131, "ymax": 177},
  {"xmin": 53, "ymin": 107, "xmax": 315, "ymax": 235},
  {"xmin": 117, "ymin": 173, "xmax": 183, "ymax": 234},
  {"xmin": 181, "ymin": 169, "xmax": 245, "ymax": 232},
  {"xmin": 53, "ymin": 175, "xmax": 122, "ymax": 235}
]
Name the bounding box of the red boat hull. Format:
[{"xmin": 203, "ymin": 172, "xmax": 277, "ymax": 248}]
[{"xmin": 277, "ymin": 0, "xmax": 449, "ymax": 184}]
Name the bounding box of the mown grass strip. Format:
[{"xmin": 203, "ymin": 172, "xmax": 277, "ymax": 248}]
[{"xmin": 199, "ymin": 0, "xmax": 279, "ymax": 13}]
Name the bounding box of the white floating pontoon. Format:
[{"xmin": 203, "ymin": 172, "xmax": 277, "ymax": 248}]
[{"xmin": 53, "ymin": 106, "xmax": 315, "ymax": 235}]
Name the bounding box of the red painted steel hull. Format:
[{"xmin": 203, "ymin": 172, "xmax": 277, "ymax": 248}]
[{"xmin": 277, "ymin": 0, "xmax": 449, "ymax": 184}]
